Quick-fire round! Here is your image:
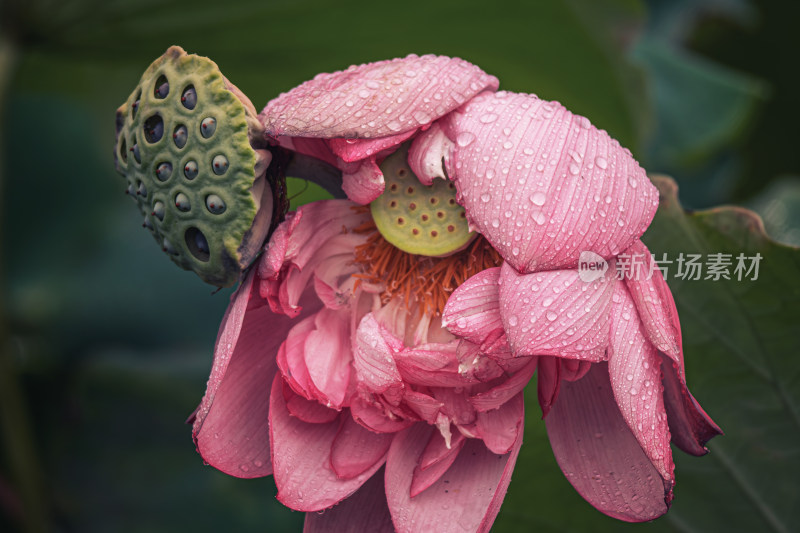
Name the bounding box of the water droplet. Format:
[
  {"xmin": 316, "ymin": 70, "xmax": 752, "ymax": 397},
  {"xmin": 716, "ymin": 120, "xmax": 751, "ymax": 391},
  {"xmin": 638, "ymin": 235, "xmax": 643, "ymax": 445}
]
[
  {"xmin": 456, "ymin": 132, "xmax": 476, "ymax": 147},
  {"xmin": 568, "ymin": 162, "xmax": 580, "ymax": 175},
  {"xmin": 480, "ymin": 113, "xmax": 498, "ymax": 124},
  {"xmin": 366, "ymin": 80, "xmax": 380, "ymax": 89},
  {"xmin": 530, "ymin": 192, "xmax": 546, "ymax": 206},
  {"xmin": 542, "ymin": 297, "xmax": 554, "ymax": 307},
  {"xmin": 531, "ymin": 210, "xmax": 546, "ymax": 225},
  {"xmin": 491, "ymin": 218, "xmax": 500, "ymax": 228},
  {"xmin": 628, "ymin": 176, "xmax": 638, "ymax": 188},
  {"xmin": 480, "ymin": 193, "xmax": 491, "ymax": 203},
  {"xmin": 503, "ymin": 140, "xmax": 514, "ymax": 150},
  {"xmin": 546, "ymin": 311, "xmax": 557, "ymax": 321},
  {"xmin": 596, "ymin": 156, "xmax": 608, "ymax": 169}
]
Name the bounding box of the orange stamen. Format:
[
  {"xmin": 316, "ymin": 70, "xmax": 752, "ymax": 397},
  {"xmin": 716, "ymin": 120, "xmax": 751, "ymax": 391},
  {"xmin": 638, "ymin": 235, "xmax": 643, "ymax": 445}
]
[{"xmin": 352, "ymin": 210, "xmax": 502, "ymax": 316}]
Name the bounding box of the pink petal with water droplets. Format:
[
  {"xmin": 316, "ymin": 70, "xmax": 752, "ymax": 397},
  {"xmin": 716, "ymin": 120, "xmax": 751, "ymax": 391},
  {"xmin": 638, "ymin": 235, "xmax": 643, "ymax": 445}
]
[
  {"xmin": 498, "ymin": 262, "xmax": 614, "ymax": 361},
  {"xmin": 350, "ymin": 395, "xmax": 415, "ymax": 433},
  {"xmin": 469, "ymin": 357, "xmax": 536, "ymax": 412},
  {"xmin": 475, "ymin": 392, "xmax": 524, "ymax": 454},
  {"xmin": 620, "ymin": 240, "xmax": 681, "ymax": 360},
  {"xmin": 661, "ymin": 353, "xmax": 722, "ymax": 455},
  {"xmin": 342, "ymin": 158, "xmax": 386, "ymax": 204},
  {"xmin": 408, "ymin": 123, "xmax": 453, "ymax": 185},
  {"xmin": 303, "ymin": 468, "xmax": 395, "ymax": 533},
  {"xmin": 537, "ymin": 356, "xmax": 561, "ymax": 418},
  {"xmin": 353, "ymin": 314, "xmax": 405, "ymax": 404},
  {"xmin": 608, "ymin": 283, "xmax": 674, "ymax": 484},
  {"xmin": 305, "ymin": 307, "xmax": 352, "ymax": 408},
  {"xmin": 330, "ymin": 415, "xmax": 394, "ymax": 480},
  {"xmin": 260, "ymin": 200, "xmax": 368, "ymax": 314},
  {"xmin": 262, "ymin": 54, "xmax": 498, "ymax": 139},
  {"xmin": 443, "ymin": 91, "xmax": 658, "ymax": 273},
  {"xmin": 403, "ymin": 390, "xmax": 444, "ymax": 424},
  {"xmin": 270, "ymin": 376, "xmax": 384, "ymax": 511},
  {"xmin": 283, "ymin": 382, "xmax": 340, "ymax": 424},
  {"xmin": 442, "ymin": 267, "xmax": 503, "ymax": 344},
  {"xmin": 395, "ymin": 341, "xmax": 474, "ymax": 387},
  {"xmin": 545, "ymin": 362, "xmax": 671, "ymax": 522},
  {"xmin": 193, "ymin": 270, "xmax": 319, "ymax": 479},
  {"xmin": 277, "ymin": 312, "xmax": 317, "ymax": 398},
  {"xmin": 330, "ymin": 131, "xmax": 417, "ymax": 163},
  {"xmin": 410, "ymin": 431, "xmax": 466, "ymax": 497},
  {"xmin": 385, "ymin": 420, "xmax": 522, "ymax": 533}
]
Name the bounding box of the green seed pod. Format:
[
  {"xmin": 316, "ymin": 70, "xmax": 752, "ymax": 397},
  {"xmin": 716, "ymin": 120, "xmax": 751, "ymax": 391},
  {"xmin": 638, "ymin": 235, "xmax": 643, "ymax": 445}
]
[{"xmin": 114, "ymin": 46, "xmax": 278, "ymax": 287}]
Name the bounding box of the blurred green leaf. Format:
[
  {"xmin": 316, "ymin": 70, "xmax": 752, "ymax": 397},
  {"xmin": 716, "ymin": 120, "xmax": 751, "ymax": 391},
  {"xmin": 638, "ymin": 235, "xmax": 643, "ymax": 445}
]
[
  {"xmin": 495, "ymin": 176, "xmax": 800, "ymax": 532},
  {"xmin": 747, "ymin": 176, "xmax": 800, "ymax": 248}
]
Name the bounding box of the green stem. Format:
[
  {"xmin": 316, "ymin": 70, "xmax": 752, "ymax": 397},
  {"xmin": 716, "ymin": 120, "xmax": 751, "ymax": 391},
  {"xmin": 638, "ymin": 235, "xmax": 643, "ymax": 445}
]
[{"xmin": 0, "ymin": 36, "xmax": 50, "ymax": 533}]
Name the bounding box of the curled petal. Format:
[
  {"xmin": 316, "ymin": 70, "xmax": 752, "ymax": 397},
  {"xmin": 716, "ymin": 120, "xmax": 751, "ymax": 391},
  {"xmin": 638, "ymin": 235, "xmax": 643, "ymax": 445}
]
[
  {"xmin": 537, "ymin": 356, "xmax": 561, "ymax": 418},
  {"xmin": 350, "ymin": 395, "xmax": 415, "ymax": 434},
  {"xmin": 303, "ymin": 468, "xmax": 395, "ymax": 533},
  {"xmin": 442, "ymin": 267, "xmax": 503, "ymax": 345},
  {"xmin": 608, "ymin": 283, "xmax": 674, "ymax": 484},
  {"xmin": 498, "ymin": 262, "xmax": 614, "ymax": 361},
  {"xmin": 283, "ymin": 382, "xmax": 339, "ymax": 424},
  {"xmin": 395, "ymin": 341, "xmax": 474, "ymax": 387},
  {"xmin": 444, "ymin": 91, "xmax": 658, "ymax": 272},
  {"xmin": 408, "ymin": 123, "xmax": 453, "ymax": 185},
  {"xmin": 619, "ymin": 240, "xmax": 681, "ymax": 360},
  {"xmin": 354, "ymin": 314, "xmax": 405, "ymax": 404},
  {"xmin": 305, "ymin": 308, "xmax": 352, "ymax": 408},
  {"xmin": 269, "ymin": 376, "xmax": 384, "ymax": 511},
  {"xmin": 262, "ymin": 54, "xmax": 498, "ymax": 139},
  {"xmin": 661, "ymin": 353, "xmax": 722, "ymax": 455},
  {"xmin": 342, "ymin": 158, "xmax": 385, "ymax": 204},
  {"xmin": 546, "ymin": 362, "xmax": 672, "ymax": 522},
  {"xmin": 192, "ymin": 270, "xmax": 319, "ymax": 478},
  {"xmin": 386, "ymin": 421, "xmax": 522, "ymax": 533}
]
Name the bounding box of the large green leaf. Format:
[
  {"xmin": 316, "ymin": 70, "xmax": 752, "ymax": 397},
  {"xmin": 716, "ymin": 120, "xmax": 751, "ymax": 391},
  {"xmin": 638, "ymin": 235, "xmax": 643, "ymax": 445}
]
[{"xmin": 495, "ymin": 176, "xmax": 800, "ymax": 532}]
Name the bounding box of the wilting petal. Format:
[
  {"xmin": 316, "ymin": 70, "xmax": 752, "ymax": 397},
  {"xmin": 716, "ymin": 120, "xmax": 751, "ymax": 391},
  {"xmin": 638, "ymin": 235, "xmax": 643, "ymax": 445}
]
[
  {"xmin": 442, "ymin": 267, "xmax": 503, "ymax": 345},
  {"xmin": 498, "ymin": 262, "xmax": 614, "ymax": 361},
  {"xmin": 386, "ymin": 422, "xmax": 522, "ymax": 533},
  {"xmin": 354, "ymin": 314, "xmax": 405, "ymax": 404},
  {"xmin": 469, "ymin": 357, "xmax": 536, "ymax": 412},
  {"xmin": 305, "ymin": 308, "xmax": 352, "ymax": 408},
  {"xmin": 403, "ymin": 390, "xmax": 444, "ymax": 424},
  {"xmin": 475, "ymin": 392, "xmax": 524, "ymax": 454},
  {"xmin": 270, "ymin": 376, "xmax": 384, "ymax": 511},
  {"xmin": 408, "ymin": 123, "xmax": 453, "ymax": 185},
  {"xmin": 661, "ymin": 353, "xmax": 723, "ymax": 455},
  {"xmin": 303, "ymin": 468, "xmax": 394, "ymax": 533},
  {"xmin": 331, "ymin": 415, "xmax": 394, "ymax": 480},
  {"xmin": 411, "ymin": 431, "xmax": 466, "ymax": 497},
  {"xmin": 193, "ymin": 270, "xmax": 319, "ymax": 478},
  {"xmin": 546, "ymin": 362, "xmax": 671, "ymax": 522},
  {"xmin": 443, "ymin": 91, "xmax": 658, "ymax": 273},
  {"xmin": 262, "ymin": 54, "xmax": 498, "ymax": 139},
  {"xmin": 608, "ymin": 283, "xmax": 674, "ymax": 483},
  {"xmin": 619, "ymin": 240, "xmax": 681, "ymax": 359}
]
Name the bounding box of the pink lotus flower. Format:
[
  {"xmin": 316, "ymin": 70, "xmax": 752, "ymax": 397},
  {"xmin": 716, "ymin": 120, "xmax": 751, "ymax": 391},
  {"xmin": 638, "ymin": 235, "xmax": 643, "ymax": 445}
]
[{"xmin": 189, "ymin": 54, "xmax": 720, "ymax": 530}]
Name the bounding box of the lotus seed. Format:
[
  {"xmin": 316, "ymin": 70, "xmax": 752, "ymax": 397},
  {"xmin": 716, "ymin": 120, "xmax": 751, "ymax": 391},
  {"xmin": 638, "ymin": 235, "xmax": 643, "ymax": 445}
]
[
  {"xmin": 173, "ymin": 125, "xmax": 188, "ymax": 148},
  {"xmin": 131, "ymin": 142, "xmax": 141, "ymax": 164},
  {"xmin": 155, "ymin": 162, "xmax": 172, "ymax": 181},
  {"xmin": 206, "ymin": 194, "xmax": 226, "ymax": 214},
  {"xmin": 212, "ymin": 155, "xmax": 229, "ymax": 175},
  {"xmin": 137, "ymin": 181, "xmax": 147, "ymax": 197},
  {"xmin": 181, "ymin": 85, "xmax": 197, "ymax": 110},
  {"xmin": 175, "ymin": 192, "xmax": 191, "ymax": 212},
  {"xmin": 184, "ymin": 160, "xmax": 198, "ymax": 180},
  {"xmin": 144, "ymin": 115, "xmax": 164, "ymax": 143},
  {"xmin": 200, "ymin": 117, "xmax": 216, "ymax": 138},
  {"xmin": 152, "ymin": 201, "xmax": 165, "ymax": 221},
  {"xmin": 154, "ymin": 75, "xmax": 169, "ymax": 99}
]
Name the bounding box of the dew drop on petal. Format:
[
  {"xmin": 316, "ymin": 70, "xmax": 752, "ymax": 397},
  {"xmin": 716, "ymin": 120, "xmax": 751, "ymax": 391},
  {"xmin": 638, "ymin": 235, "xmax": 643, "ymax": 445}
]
[
  {"xmin": 456, "ymin": 132, "xmax": 476, "ymax": 147},
  {"xmin": 596, "ymin": 156, "xmax": 608, "ymax": 169},
  {"xmin": 530, "ymin": 192, "xmax": 546, "ymax": 206}
]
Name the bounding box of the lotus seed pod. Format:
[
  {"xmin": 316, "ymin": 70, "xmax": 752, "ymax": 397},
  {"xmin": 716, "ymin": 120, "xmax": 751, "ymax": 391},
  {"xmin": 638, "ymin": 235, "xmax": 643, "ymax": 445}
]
[{"xmin": 114, "ymin": 46, "xmax": 281, "ymax": 287}]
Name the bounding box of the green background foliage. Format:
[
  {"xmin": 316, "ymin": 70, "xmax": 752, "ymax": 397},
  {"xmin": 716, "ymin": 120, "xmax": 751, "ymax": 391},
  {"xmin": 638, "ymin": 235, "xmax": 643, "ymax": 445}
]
[{"xmin": 1, "ymin": 0, "xmax": 798, "ymax": 531}]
